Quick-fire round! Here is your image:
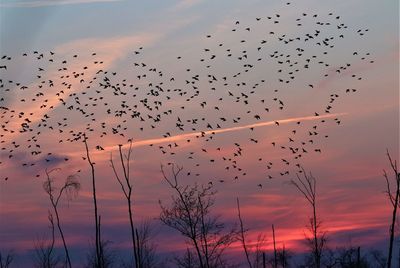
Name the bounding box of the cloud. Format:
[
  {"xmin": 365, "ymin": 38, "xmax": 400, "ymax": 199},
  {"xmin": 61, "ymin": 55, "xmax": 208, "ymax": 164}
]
[
  {"xmin": 36, "ymin": 153, "xmax": 69, "ymax": 167},
  {"xmin": 0, "ymin": 0, "xmax": 122, "ymax": 8}
]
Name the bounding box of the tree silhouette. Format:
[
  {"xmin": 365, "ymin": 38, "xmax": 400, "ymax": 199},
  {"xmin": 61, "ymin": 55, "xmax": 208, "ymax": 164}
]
[
  {"xmin": 83, "ymin": 135, "xmax": 103, "ymax": 267},
  {"xmin": 43, "ymin": 168, "xmax": 80, "ymax": 267},
  {"xmin": 236, "ymin": 198, "xmax": 274, "ymax": 268},
  {"xmin": 251, "ymin": 234, "xmax": 268, "ymax": 268},
  {"xmin": 276, "ymin": 244, "xmax": 291, "ymax": 268},
  {"xmin": 84, "ymin": 240, "xmax": 117, "ymax": 268},
  {"xmin": 33, "ymin": 212, "xmax": 62, "ymax": 268},
  {"xmin": 0, "ymin": 250, "xmax": 14, "ymax": 268},
  {"xmin": 370, "ymin": 249, "xmax": 387, "ymax": 268},
  {"xmin": 291, "ymin": 167, "xmax": 326, "ymax": 268},
  {"xmin": 236, "ymin": 197, "xmax": 252, "ymax": 268},
  {"xmin": 383, "ymin": 149, "xmax": 399, "ymax": 268},
  {"xmin": 272, "ymin": 224, "xmax": 277, "ymax": 268},
  {"xmin": 134, "ymin": 220, "xmax": 159, "ymax": 268},
  {"xmin": 110, "ymin": 140, "xmax": 141, "ymax": 267},
  {"xmin": 159, "ymin": 164, "xmax": 237, "ymax": 268}
]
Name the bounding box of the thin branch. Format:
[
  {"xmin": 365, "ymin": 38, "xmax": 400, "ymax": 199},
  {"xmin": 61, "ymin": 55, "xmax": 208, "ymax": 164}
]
[
  {"xmin": 384, "ymin": 170, "xmax": 396, "ymax": 207},
  {"xmin": 237, "ymin": 198, "xmax": 252, "ymax": 268},
  {"xmin": 110, "ymin": 152, "xmax": 128, "ymax": 198},
  {"xmin": 385, "ymin": 149, "xmax": 400, "ymax": 268},
  {"xmin": 83, "ymin": 135, "xmax": 101, "ymax": 266}
]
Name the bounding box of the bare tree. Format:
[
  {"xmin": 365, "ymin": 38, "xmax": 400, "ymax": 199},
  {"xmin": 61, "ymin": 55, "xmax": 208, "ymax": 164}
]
[
  {"xmin": 0, "ymin": 250, "xmax": 14, "ymax": 268},
  {"xmin": 174, "ymin": 249, "xmax": 198, "ymax": 268},
  {"xmin": 43, "ymin": 168, "xmax": 80, "ymax": 268},
  {"xmin": 267, "ymin": 244, "xmax": 292, "ymax": 268},
  {"xmin": 236, "ymin": 198, "xmax": 252, "ymax": 268},
  {"xmin": 33, "ymin": 212, "xmax": 62, "ymax": 268},
  {"xmin": 122, "ymin": 220, "xmax": 160, "ymax": 268},
  {"xmin": 334, "ymin": 246, "xmax": 369, "ymax": 268},
  {"xmin": 251, "ymin": 234, "xmax": 267, "ymax": 268},
  {"xmin": 272, "ymin": 224, "xmax": 277, "ymax": 268},
  {"xmin": 110, "ymin": 141, "xmax": 141, "ymax": 267},
  {"xmin": 234, "ymin": 203, "xmax": 268, "ymax": 268},
  {"xmin": 136, "ymin": 220, "xmax": 159, "ymax": 268},
  {"xmin": 83, "ymin": 135, "xmax": 103, "ymax": 267},
  {"xmin": 291, "ymin": 167, "xmax": 326, "ymax": 268},
  {"xmin": 383, "ymin": 149, "xmax": 400, "ymax": 268},
  {"xmin": 370, "ymin": 249, "xmax": 387, "ymax": 268},
  {"xmin": 234, "ymin": 198, "xmax": 270, "ymax": 268},
  {"xmin": 277, "ymin": 244, "xmax": 291, "ymax": 268},
  {"xmin": 159, "ymin": 164, "xmax": 237, "ymax": 268},
  {"xmin": 85, "ymin": 240, "xmax": 117, "ymax": 268}
]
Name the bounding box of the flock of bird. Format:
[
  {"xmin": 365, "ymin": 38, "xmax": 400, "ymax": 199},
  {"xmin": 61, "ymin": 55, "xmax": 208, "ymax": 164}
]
[{"xmin": 0, "ymin": 3, "xmax": 373, "ymax": 188}]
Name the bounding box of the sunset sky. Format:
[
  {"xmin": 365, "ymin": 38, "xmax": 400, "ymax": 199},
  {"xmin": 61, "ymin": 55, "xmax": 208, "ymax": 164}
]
[{"xmin": 0, "ymin": 0, "xmax": 399, "ymax": 266}]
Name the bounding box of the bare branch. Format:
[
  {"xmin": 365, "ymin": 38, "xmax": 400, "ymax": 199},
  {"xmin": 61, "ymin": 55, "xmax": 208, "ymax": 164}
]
[
  {"xmin": 160, "ymin": 165, "xmax": 235, "ymax": 268},
  {"xmin": 384, "ymin": 170, "xmax": 396, "ymax": 207},
  {"xmin": 384, "ymin": 149, "xmax": 400, "ymax": 268},
  {"xmin": 236, "ymin": 198, "xmax": 252, "ymax": 268},
  {"xmin": 42, "ymin": 167, "xmax": 78, "ymax": 268},
  {"xmin": 290, "ymin": 166, "xmax": 322, "ymax": 268},
  {"xmin": 83, "ymin": 135, "xmax": 102, "ymax": 266},
  {"xmin": 110, "ymin": 152, "xmax": 128, "ymax": 198}
]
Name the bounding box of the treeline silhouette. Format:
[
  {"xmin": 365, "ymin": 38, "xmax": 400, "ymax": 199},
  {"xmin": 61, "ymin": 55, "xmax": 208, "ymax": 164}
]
[{"xmin": 0, "ymin": 147, "xmax": 398, "ymax": 268}]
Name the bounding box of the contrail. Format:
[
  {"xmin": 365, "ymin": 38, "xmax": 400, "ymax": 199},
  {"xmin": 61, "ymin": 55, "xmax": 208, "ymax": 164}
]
[{"xmin": 102, "ymin": 112, "xmax": 347, "ymax": 152}]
